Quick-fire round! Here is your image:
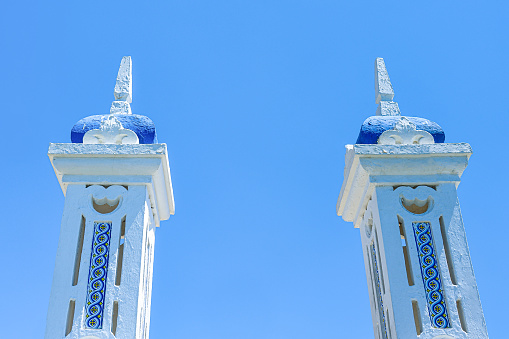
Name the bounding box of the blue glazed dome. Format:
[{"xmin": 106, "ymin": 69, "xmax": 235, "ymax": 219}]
[
  {"xmin": 356, "ymin": 116, "xmax": 445, "ymax": 144},
  {"xmin": 71, "ymin": 114, "xmax": 157, "ymax": 144}
]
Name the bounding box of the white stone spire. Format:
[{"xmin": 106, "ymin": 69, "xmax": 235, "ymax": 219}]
[
  {"xmin": 110, "ymin": 56, "xmax": 133, "ymax": 114},
  {"xmin": 375, "ymin": 58, "xmax": 394, "ymax": 103},
  {"xmin": 375, "ymin": 58, "xmax": 401, "ymax": 116}
]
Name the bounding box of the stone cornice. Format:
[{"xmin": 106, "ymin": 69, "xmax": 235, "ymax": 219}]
[{"xmin": 337, "ymin": 143, "xmax": 472, "ymax": 227}]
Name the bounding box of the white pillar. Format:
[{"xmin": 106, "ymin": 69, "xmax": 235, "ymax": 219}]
[
  {"xmin": 337, "ymin": 59, "xmax": 488, "ymax": 339},
  {"xmin": 45, "ymin": 144, "xmax": 174, "ymax": 339},
  {"xmin": 44, "ymin": 57, "xmax": 174, "ymax": 339}
]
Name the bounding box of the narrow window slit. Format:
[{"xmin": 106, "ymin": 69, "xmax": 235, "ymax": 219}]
[
  {"xmin": 374, "ymin": 229, "xmax": 386, "ymax": 295},
  {"xmin": 386, "ymin": 308, "xmax": 392, "ymax": 339},
  {"xmin": 65, "ymin": 299, "xmax": 75, "ymax": 336},
  {"xmin": 366, "ymin": 245, "xmax": 377, "ymax": 308},
  {"xmin": 370, "ymin": 242, "xmax": 388, "ymax": 338},
  {"xmin": 398, "ymin": 216, "xmax": 414, "ymax": 286},
  {"xmin": 412, "ymin": 300, "xmax": 423, "ymax": 335},
  {"xmin": 115, "ymin": 216, "xmax": 126, "ymax": 286},
  {"xmin": 439, "ymin": 216, "xmax": 457, "ymax": 285},
  {"xmin": 457, "ymin": 299, "xmax": 468, "ymax": 333},
  {"xmin": 111, "ymin": 301, "xmax": 119, "ymax": 336},
  {"xmin": 72, "ymin": 216, "xmax": 86, "ymax": 286}
]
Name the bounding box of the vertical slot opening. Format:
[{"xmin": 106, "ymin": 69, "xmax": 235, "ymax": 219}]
[
  {"xmin": 369, "ymin": 249, "xmax": 378, "ymax": 309},
  {"xmin": 72, "ymin": 216, "xmax": 86, "ymax": 286},
  {"xmin": 440, "ymin": 216, "xmax": 457, "ymax": 285},
  {"xmin": 374, "ymin": 229, "xmax": 386, "ymax": 295},
  {"xmin": 115, "ymin": 216, "xmax": 126, "ymax": 286},
  {"xmin": 398, "ymin": 216, "xmax": 414, "ymax": 286},
  {"xmin": 386, "ymin": 308, "xmax": 392, "ymax": 339},
  {"xmin": 457, "ymin": 299, "xmax": 468, "ymax": 333},
  {"xmin": 412, "ymin": 300, "xmax": 423, "ymax": 335},
  {"xmin": 111, "ymin": 301, "xmax": 119, "ymax": 336},
  {"xmin": 65, "ymin": 299, "xmax": 75, "ymax": 336},
  {"xmin": 366, "ymin": 245, "xmax": 377, "ymax": 308}
]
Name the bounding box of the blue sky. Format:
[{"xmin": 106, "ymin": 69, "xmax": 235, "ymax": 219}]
[{"xmin": 1, "ymin": 1, "xmax": 508, "ymax": 338}]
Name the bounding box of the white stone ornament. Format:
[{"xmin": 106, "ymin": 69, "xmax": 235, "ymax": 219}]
[
  {"xmin": 83, "ymin": 115, "xmax": 139, "ymax": 144},
  {"xmin": 89, "ymin": 185, "xmax": 127, "ymax": 213},
  {"xmin": 378, "ymin": 117, "xmax": 434, "ymax": 145}
]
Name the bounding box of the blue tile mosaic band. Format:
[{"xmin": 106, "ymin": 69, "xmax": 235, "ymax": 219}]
[
  {"xmin": 85, "ymin": 222, "xmax": 112, "ymax": 329},
  {"xmin": 412, "ymin": 221, "xmax": 450, "ymax": 328},
  {"xmin": 371, "ymin": 244, "xmax": 388, "ymax": 339}
]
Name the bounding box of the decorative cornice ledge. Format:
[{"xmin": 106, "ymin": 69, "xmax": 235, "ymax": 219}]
[
  {"xmin": 48, "ymin": 143, "xmax": 174, "ymax": 225},
  {"xmin": 336, "ymin": 143, "xmax": 472, "ymax": 227}
]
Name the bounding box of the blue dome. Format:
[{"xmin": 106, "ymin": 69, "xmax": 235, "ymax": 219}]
[
  {"xmin": 356, "ymin": 116, "xmax": 445, "ymax": 144},
  {"xmin": 71, "ymin": 114, "xmax": 157, "ymax": 144}
]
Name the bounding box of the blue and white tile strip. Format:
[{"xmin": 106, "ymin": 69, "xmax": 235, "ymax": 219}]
[
  {"xmin": 412, "ymin": 221, "xmax": 450, "ymax": 328},
  {"xmin": 85, "ymin": 222, "xmax": 112, "ymax": 329},
  {"xmin": 371, "ymin": 244, "xmax": 388, "ymax": 339}
]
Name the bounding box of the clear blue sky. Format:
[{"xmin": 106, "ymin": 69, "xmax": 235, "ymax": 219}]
[{"xmin": 1, "ymin": 1, "xmax": 507, "ymax": 338}]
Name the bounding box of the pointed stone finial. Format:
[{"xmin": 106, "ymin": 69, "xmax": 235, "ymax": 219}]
[
  {"xmin": 375, "ymin": 58, "xmax": 394, "ymax": 104},
  {"xmin": 110, "ymin": 56, "xmax": 132, "ymax": 114},
  {"xmin": 375, "ymin": 58, "xmax": 400, "ymax": 116},
  {"xmin": 114, "ymin": 56, "xmax": 132, "ymax": 102}
]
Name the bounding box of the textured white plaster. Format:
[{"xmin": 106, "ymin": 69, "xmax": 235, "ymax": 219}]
[
  {"xmin": 49, "ymin": 143, "xmax": 167, "ymax": 155},
  {"xmin": 375, "ymin": 101, "xmax": 401, "ymax": 116},
  {"xmin": 378, "ymin": 117, "xmax": 434, "ymax": 145},
  {"xmin": 83, "ymin": 115, "xmax": 139, "ymax": 144},
  {"xmin": 352, "ymin": 143, "xmax": 472, "ymax": 155},
  {"xmin": 110, "ymin": 100, "xmax": 132, "ymax": 115}
]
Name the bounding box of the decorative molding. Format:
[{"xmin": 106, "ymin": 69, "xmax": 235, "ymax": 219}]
[
  {"xmin": 83, "ymin": 115, "xmax": 139, "ymax": 145},
  {"xmin": 85, "ymin": 222, "xmax": 112, "ymax": 329},
  {"xmin": 378, "ymin": 117, "xmax": 434, "ymax": 145},
  {"xmin": 412, "ymin": 221, "xmax": 450, "ymax": 329}
]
